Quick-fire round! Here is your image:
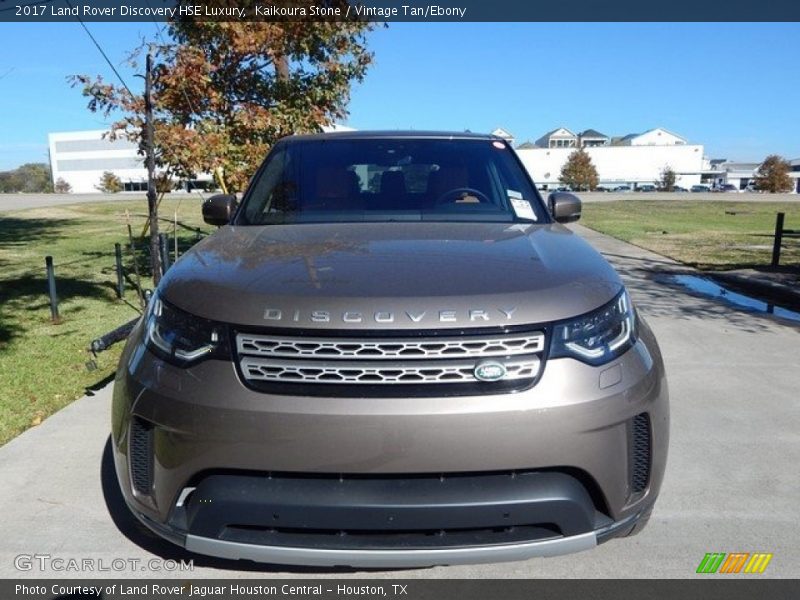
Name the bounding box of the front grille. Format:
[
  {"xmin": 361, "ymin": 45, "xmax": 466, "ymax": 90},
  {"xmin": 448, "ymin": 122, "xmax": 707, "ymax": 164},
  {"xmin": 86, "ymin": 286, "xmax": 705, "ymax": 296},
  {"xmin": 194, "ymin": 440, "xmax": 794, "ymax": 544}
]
[
  {"xmin": 631, "ymin": 413, "xmax": 651, "ymax": 494},
  {"xmin": 235, "ymin": 330, "xmax": 545, "ymax": 391},
  {"xmin": 130, "ymin": 417, "xmax": 154, "ymax": 495},
  {"xmin": 241, "ymin": 356, "xmax": 540, "ymax": 384},
  {"xmin": 237, "ymin": 332, "xmax": 544, "ymax": 359}
]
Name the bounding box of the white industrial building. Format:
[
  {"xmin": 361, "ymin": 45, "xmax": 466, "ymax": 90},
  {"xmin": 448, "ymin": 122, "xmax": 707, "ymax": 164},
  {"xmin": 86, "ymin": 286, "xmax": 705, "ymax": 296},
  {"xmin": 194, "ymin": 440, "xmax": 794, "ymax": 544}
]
[
  {"xmin": 48, "ymin": 130, "xmax": 149, "ymax": 194},
  {"xmin": 793, "ymin": 159, "xmax": 800, "ymax": 193},
  {"xmin": 706, "ymin": 159, "xmax": 800, "ymax": 192},
  {"xmin": 517, "ymin": 127, "xmax": 706, "ymax": 190},
  {"xmin": 49, "ymin": 126, "xmax": 796, "ymax": 194},
  {"xmin": 48, "ymin": 125, "xmax": 354, "ymax": 194},
  {"xmin": 707, "ymin": 161, "xmax": 761, "ymax": 190}
]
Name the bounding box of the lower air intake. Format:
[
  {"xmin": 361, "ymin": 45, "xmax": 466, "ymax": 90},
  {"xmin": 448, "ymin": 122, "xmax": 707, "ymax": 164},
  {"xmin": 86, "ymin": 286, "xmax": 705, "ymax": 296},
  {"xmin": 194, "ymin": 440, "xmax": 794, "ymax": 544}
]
[
  {"xmin": 130, "ymin": 417, "xmax": 154, "ymax": 495},
  {"xmin": 631, "ymin": 413, "xmax": 651, "ymax": 494}
]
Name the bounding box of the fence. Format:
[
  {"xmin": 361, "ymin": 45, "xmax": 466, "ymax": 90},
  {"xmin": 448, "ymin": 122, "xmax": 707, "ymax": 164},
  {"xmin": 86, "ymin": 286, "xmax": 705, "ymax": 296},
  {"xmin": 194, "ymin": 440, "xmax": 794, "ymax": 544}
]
[
  {"xmin": 43, "ymin": 228, "xmax": 204, "ymax": 326},
  {"xmin": 771, "ymin": 212, "xmax": 800, "ymax": 267}
]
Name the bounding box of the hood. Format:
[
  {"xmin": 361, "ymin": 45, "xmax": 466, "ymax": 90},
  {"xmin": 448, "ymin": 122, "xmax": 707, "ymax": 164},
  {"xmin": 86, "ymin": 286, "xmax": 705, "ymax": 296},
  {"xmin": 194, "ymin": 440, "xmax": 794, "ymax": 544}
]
[{"xmin": 160, "ymin": 222, "xmax": 622, "ymax": 330}]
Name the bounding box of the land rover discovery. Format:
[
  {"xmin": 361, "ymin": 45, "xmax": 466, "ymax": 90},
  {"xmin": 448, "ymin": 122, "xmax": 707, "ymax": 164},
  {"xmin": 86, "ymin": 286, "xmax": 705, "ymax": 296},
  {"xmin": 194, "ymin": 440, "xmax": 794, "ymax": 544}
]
[{"xmin": 112, "ymin": 131, "xmax": 669, "ymax": 567}]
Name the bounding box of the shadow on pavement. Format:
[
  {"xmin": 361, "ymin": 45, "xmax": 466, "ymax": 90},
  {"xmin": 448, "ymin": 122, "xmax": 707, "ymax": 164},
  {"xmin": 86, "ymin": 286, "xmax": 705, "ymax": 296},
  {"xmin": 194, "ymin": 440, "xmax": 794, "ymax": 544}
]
[
  {"xmin": 100, "ymin": 436, "xmax": 381, "ymax": 574},
  {"xmin": 600, "ymin": 251, "xmax": 794, "ymax": 334},
  {"xmin": 85, "ymin": 372, "xmax": 116, "ymax": 397}
]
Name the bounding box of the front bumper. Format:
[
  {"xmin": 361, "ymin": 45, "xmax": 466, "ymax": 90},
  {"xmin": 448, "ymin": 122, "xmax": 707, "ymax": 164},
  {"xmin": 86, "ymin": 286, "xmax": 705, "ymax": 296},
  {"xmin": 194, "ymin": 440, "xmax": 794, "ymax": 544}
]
[
  {"xmin": 135, "ymin": 506, "xmax": 646, "ymax": 567},
  {"xmin": 111, "ymin": 317, "xmax": 668, "ymax": 566},
  {"xmin": 134, "ymin": 469, "xmax": 636, "ymax": 567}
]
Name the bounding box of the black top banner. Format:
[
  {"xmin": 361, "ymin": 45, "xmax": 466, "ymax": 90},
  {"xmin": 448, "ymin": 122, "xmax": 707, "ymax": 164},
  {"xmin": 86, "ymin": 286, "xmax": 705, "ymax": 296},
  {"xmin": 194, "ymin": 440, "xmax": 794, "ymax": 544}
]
[{"xmin": 2, "ymin": 0, "xmax": 800, "ymax": 22}]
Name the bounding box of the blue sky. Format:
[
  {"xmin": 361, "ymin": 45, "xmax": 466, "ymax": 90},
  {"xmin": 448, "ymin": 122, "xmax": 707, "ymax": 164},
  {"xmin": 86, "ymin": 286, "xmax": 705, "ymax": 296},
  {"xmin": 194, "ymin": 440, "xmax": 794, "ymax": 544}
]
[{"xmin": 1, "ymin": 22, "xmax": 798, "ymax": 170}]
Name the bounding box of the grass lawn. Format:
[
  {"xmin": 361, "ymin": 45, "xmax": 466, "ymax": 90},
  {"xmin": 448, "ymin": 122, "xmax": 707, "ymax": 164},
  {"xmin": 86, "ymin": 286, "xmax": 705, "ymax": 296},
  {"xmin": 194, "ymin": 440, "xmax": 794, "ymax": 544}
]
[
  {"xmin": 0, "ymin": 196, "xmax": 210, "ymax": 447},
  {"xmin": 581, "ymin": 200, "xmax": 800, "ymax": 270}
]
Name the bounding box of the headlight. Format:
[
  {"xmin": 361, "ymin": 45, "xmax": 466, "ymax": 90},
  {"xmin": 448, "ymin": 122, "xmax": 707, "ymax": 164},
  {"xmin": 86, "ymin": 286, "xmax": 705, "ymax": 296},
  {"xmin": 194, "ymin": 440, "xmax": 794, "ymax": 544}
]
[
  {"xmin": 549, "ymin": 289, "xmax": 637, "ymax": 366},
  {"xmin": 144, "ymin": 293, "xmax": 230, "ymax": 366}
]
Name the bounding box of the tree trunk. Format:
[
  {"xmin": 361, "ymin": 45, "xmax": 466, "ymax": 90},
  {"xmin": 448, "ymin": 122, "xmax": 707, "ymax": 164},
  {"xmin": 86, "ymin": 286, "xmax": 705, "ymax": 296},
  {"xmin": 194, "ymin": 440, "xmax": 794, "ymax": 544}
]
[{"xmin": 145, "ymin": 52, "xmax": 162, "ymax": 286}]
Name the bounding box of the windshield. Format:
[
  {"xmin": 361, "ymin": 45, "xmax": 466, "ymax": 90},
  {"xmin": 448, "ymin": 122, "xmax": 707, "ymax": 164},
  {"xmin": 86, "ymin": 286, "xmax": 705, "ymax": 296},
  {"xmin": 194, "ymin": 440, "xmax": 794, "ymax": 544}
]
[{"xmin": 238, "ymin": 137, "xmax": 548, "ymax": 225}]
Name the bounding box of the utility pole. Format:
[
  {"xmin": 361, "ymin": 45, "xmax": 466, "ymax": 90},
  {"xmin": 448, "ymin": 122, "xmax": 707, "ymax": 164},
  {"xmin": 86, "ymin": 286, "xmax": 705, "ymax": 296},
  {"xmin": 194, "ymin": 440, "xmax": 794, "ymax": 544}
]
[{"xmin": 145, "ymin": 51, "xmax": 162, "ymax": 285}]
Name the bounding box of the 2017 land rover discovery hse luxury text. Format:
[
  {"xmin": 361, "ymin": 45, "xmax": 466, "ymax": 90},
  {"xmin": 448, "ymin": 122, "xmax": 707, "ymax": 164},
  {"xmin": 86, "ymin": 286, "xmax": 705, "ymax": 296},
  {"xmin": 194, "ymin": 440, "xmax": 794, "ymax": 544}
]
[{"xmin": 112, "ymin": 131, "xmax": 669, "ymax": 567}]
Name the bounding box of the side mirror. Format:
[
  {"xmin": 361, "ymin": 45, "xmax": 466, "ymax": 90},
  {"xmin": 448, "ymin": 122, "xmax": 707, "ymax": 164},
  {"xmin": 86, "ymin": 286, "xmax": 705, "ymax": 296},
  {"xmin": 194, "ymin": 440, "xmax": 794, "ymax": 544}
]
[
  {"xmin": 547, "ymin": 192, "xmax": 582, "ymax": 223},
  {"xmin": 202, "ymin": 194, "xmax": 238, "ymax": 226}
]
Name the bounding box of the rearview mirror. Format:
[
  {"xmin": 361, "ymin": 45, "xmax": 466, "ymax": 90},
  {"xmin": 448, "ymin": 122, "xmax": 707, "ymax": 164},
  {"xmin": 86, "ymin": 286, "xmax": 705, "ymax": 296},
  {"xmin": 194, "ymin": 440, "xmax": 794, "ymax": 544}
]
[
  {"xmin": 547, "ymin": 192, "xmax": 582, "ymax": 223},
  {"xmin": 202, "ymin": 194, "xmax": 238, "ymax": 226}
]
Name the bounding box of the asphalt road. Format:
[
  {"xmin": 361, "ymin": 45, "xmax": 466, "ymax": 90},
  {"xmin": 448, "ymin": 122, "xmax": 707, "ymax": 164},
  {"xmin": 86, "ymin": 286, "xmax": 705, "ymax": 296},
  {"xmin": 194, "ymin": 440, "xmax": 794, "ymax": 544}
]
[
  {"xmin": 576, "ymin": 191, "xmax": 800, "ymax": 203},
  {"xmin": 0, "ymin": 193, "xmax": 145, "ymax": 211},
  {"xmin": 0, "ymin": 192, "xmax": 206, "ymax": 212},
  {"xmin": 0, "ymin": 225, "xmax": 798, "ymax": 579}
]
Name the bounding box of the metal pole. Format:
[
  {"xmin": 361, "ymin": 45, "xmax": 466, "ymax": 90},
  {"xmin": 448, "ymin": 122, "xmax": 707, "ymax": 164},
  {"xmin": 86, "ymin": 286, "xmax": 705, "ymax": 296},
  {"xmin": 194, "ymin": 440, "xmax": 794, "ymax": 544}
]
[
  {"xmin": 771, "ymin": 212, "xmax": 785, "ymax": 267},
  {"xmin": 145, "ymin": 51, "xmax": 161, "ymax": 284},
  {"xmin": 45, "ymin": 255, "xmax": 59, "ymax": 321},
  {"xmin": 125, "ymin": 210, "xmax": 145, "ymax": 310},
  {"xmin": 159, "ymin": 233, "xmax": 171, "ymax": 272},
  {"xmin": 174, "ymin": 210, "xmax": 179, "ymax": 263},
  {"xmin": 114, "ymin": 242, "xmax": 125, "ymax": 299}
]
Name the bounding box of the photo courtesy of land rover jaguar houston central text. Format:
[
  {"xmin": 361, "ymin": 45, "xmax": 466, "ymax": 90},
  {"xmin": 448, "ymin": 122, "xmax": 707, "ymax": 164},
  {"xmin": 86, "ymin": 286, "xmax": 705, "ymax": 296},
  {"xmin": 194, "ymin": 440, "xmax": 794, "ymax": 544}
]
[{"xmin": 112, "ymin": 131, "xmax": 669, "ymax": 567}]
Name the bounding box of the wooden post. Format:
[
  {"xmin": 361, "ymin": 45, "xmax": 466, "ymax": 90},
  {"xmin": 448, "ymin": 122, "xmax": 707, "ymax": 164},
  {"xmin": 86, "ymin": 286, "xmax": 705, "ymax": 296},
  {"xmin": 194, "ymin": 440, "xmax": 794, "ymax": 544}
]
[
  {"xmin": 771, "ymin": 212, "xmax": 785, "ymax": 267},
  {"xmin": 45, "ymin": 256, "xmax": 59, "ymax": 321}
]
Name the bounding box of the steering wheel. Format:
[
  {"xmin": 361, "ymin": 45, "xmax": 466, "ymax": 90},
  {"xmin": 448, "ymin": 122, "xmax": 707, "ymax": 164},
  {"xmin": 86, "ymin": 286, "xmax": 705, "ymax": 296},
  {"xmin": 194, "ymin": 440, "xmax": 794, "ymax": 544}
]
[{"xmin": 435, "ymin": 187, "xmax": 491, "ymax": 206}]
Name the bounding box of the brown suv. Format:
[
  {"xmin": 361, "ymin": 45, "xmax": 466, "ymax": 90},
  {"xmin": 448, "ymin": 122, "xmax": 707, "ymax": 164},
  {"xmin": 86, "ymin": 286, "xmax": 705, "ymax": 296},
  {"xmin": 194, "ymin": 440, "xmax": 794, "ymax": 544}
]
[{"xmin": 112, "ymin": 131, "xmax": 669, "ymax": 567}]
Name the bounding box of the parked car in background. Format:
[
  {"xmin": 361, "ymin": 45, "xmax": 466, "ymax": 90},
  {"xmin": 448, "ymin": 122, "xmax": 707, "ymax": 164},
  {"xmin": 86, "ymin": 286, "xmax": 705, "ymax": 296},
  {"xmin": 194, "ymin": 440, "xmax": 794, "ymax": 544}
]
[
  {"xmin": 715, "ymin": 184, "xmax": 740, "ymax": 193},
  {"xmin": 672, "ymin": 186, "xmax": 688, "ymax": 193},
  {"xmin": 613, "ymin": 185, "xmax": 632, "ymax": 192},
  {"xmin": 637, "ymin": 185, "xmax": 657, "ymax": 193},
  {"xmin": 690, "ymin": 185, "xmax": 710, "ymax": 193}
]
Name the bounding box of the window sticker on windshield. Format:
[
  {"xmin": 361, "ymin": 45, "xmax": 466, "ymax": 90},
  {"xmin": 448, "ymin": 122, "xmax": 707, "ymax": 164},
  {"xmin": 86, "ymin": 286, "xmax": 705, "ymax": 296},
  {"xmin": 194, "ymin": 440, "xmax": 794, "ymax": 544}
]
[
  {"xmin": 507, "ymin": 189, "xmax": 522, "ymax": 199},
  {"xmin": 492, "ymin": 141, "xmax": 506, "ymax": 149},
  {"xmin": 510, "ymin": 198, "xmax": 537, "ymax": 221}
]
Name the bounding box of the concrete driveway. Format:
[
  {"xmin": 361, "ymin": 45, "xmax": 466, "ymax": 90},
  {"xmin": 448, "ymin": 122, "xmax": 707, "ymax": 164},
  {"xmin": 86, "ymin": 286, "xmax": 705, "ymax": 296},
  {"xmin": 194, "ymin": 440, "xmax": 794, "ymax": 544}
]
[{"xmin": 1, "ymin": 225, "xmax": 798, "ymax": 579}]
